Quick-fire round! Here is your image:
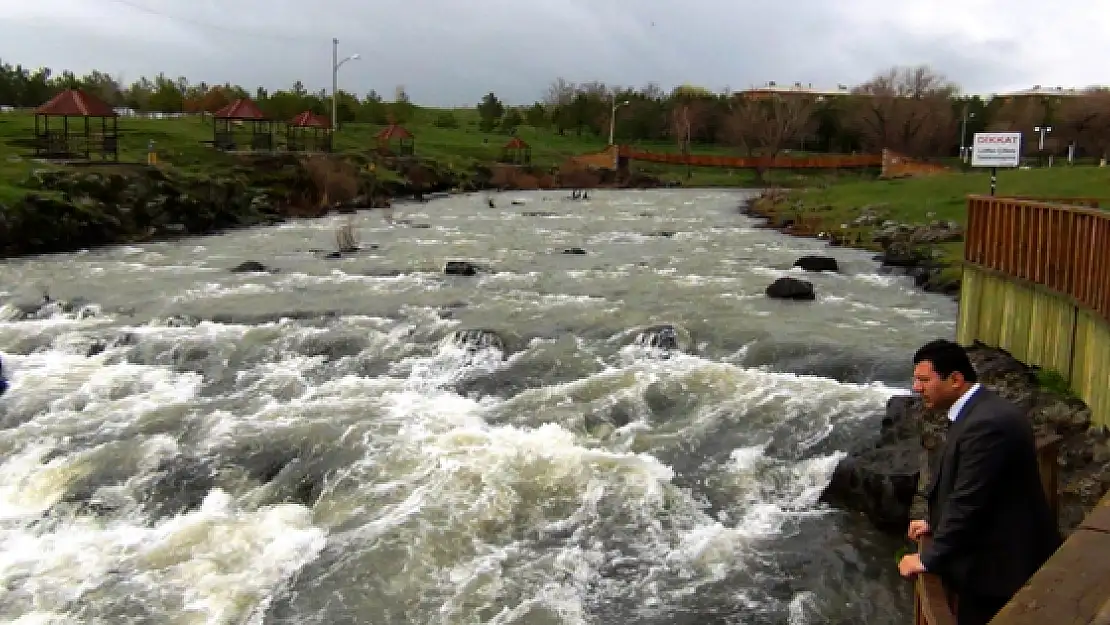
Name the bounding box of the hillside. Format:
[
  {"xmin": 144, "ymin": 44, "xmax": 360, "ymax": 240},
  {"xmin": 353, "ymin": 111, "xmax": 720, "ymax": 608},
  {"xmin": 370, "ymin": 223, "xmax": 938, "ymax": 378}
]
[{"xmin": 0, "ymin": 107, "xmax": 793, "ymax": 192}]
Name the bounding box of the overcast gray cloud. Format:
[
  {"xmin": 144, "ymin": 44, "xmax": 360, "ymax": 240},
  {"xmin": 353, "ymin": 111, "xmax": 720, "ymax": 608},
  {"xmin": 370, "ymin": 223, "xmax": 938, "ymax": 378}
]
[{"xmin": 1, "ymin": 0, "xmax": 1106, "ymax": 105}]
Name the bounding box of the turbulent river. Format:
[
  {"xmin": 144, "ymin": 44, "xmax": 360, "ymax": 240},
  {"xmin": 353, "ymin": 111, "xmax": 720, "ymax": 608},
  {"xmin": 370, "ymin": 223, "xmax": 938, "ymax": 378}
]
[{"xmin": 0, "ymin": 189, "xmax": 957, "ymax": 625}]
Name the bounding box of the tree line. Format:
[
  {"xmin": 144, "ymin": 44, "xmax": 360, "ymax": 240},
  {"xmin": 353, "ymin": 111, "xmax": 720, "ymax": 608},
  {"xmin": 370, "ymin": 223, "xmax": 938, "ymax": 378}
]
[{"xmin": 2, "ymin": 59, "xmax": 1108, "ymax": 159}]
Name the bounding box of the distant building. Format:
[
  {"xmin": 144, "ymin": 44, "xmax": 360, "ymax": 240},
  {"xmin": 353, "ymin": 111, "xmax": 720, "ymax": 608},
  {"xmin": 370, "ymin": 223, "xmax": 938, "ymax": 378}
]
[
  {"xmin": 995, "ymin": 85, "xmax": 1085, "ymax": 99},
  {"xmin": 991, "ymin": 85, "xmax": 1094, "ymax": 104},
  {"xmin": 736, "ymin": 81, "xmax": 1103, "ymax": 103},
  {"xmin": 734, "ymin": 82, "xmax": 852, "ymax": 101}
]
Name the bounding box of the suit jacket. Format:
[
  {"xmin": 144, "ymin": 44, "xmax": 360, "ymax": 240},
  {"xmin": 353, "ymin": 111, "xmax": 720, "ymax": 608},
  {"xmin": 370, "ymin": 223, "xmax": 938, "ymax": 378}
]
[{"xmin": 920, "ymin": 387, "xmax": 1061, "ymax": 598}]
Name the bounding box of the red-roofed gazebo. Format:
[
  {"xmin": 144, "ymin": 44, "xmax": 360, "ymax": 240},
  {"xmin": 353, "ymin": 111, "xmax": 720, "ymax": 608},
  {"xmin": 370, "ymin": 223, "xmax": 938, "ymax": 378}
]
[
  {"xmin": 286, "ymin": 110, "xmax": 332, "ymax": 153},
  {"xmin": 374, "ymin": 124, "xmax": 414, "ymax": 156},
  {"xmin": 33, "ymin": 89, "xmax": 119, "ymax": 161},
  {"xmin": 500, "ymin": 136, "xmax": 531, "ymax": 165},
  {"xmin": 212, "ymin": 97, "xmax": 274, "ymax": 151}
]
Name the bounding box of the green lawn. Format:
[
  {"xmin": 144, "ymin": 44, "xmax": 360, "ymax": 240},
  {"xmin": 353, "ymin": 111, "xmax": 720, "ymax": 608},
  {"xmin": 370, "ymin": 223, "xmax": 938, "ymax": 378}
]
[
  {"xmin": 782, "ymin": 166, "xmax": 1110, "ymax": 283},
  {"xmin": 793, "ymin": 166, "xmax": 1110, "ymax": 228},
  {"xmin": 0, "ymin": 109, "xmax": 775, "ymax": 188},
  {"xmin": 0, "ymin": 108, "xmax": 889, "ymax": 193}
]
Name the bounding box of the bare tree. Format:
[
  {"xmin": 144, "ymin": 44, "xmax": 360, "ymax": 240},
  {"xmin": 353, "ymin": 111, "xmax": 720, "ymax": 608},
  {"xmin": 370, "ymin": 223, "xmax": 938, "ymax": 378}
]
[
  {"xmin": 988, "ymin": 96, "xmax": 1049, "ymax": 155},
  {"xmin": 1057, "ymin": 90, "xmax": 1110, "ymax": 160},
  {"xmin": 668, "ymin": 102, "xmax": 703, "ymax": 179},
  {"xmin": 544, "ymin": 78, "xmax": 577, "ymax": 107},
  {"xmin": 846, "ymin": 65, "xmax": 959, "ymax": 156},
  {"xmin": 722, "ymin": 94, "xmax": 817, "ymax": 157}
]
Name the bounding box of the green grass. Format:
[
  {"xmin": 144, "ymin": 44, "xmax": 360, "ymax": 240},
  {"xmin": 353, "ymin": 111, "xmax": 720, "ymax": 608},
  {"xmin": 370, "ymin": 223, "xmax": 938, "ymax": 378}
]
[
  {"xmin": 786, "ymin": 166, "xmax": 1110, "ymax": 271},
  {"xmin": 794, "ymin": 166, "xmax": 1110, "ymax": 226},
  {"xmin": 0, "ymin": 109, "xmax": 871, "ymax": 193},
  {"xmin": 1035, "ymin": 368, "xmax": 1077, "ymax": 398}
]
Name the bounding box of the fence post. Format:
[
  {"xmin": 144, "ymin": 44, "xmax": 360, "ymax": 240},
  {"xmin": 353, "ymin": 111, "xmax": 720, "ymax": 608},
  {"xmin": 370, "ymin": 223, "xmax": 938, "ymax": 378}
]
[{"xmin": 1036, "ymin": 434, "xmax": 1062, "ymax": 523}]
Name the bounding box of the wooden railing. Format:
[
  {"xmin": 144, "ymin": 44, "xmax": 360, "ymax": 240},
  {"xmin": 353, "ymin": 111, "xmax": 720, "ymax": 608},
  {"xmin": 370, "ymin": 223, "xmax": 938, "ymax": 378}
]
[
  {"xmin": 964, "ymin": 196, "xmax": 1110, "ymax": 322},
  {"xmin": 991, "ymin": 489, "xmax": 1110, "ymax": 624},
  {"xmin": 912, "ymin": 434, "xmax": 1061, "ymax": 625},
  {"xmin": 914, "ymin": 535, "xmax": 957, "ymax": 625}
]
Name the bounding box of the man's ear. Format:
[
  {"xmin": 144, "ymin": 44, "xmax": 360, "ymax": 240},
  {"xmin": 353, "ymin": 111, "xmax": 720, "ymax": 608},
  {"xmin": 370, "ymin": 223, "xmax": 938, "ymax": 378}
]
[{"xmin": 947, "ymin": 371, "xmax": 966, "ymax": 386}]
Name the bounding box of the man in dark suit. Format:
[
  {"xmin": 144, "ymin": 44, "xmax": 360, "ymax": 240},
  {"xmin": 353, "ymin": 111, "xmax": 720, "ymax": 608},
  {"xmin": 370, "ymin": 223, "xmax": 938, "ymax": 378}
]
[{"xmin": 897, "ymin": 339, "xmax": 1061, "ymax": 625}]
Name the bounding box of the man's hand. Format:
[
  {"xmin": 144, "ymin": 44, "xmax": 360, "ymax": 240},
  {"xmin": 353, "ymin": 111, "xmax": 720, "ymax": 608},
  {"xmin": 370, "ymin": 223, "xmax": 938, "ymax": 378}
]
[
  {"xmin": 907, "ymin": 519, "xmax": 931, "ymax": 541},
  {"xmin": 899, "ymin": 554, "xmax": 927, "ymax": 579}
]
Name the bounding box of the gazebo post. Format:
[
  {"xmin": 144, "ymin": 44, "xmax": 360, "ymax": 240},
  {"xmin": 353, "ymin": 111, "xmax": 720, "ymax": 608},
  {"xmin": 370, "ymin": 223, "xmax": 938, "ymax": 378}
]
[{"xmin": 84, "ymin": 116, "xmax": 91, "ymax": 160}]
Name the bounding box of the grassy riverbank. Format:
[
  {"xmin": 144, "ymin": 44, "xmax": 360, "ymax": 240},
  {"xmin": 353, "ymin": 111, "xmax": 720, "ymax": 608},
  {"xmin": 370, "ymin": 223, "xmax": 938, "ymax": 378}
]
[
  {"xmin": 0, "ymin": 108, "xmax": 877, "ymax": 257},
  {"xmin": 0, "ymin": 109, "xmax": 839, "ymax": 190},
  {"xmin": 750, "ymin": 166, "xmax": 1110, "ymax": 292}
]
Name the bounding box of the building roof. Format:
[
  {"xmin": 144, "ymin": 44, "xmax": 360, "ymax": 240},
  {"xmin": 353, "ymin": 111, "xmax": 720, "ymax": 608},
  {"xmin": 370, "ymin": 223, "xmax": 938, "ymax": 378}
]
[
  {"xmin": 736, "ymin": 82, "xmax": 852, "ymax": 98},
  {"xmin": 503, "ymin": 136, "xmax": 529, "ymax": 149},
  {"xmin": 34, "ymin": 89, "xmax": 117, "ymax": 117},
  {"xmin": 213, "ymin": 98, "xmax": 268, "ymax": 120},
  {"xmin": 289, "ymin": 110, "xmax": 331, "ymax": 128},
  {"xmin": 375, "ymin": 124, "xmax": 413, "ymax": 141},
  {"xmin": 994, "ymin": 85, "xmax": 1085, "ymax": 98}
]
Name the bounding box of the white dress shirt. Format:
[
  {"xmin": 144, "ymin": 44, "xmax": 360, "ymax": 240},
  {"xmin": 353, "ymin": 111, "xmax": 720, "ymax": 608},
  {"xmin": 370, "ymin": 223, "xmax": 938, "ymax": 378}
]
[{"xmin": 947, "ymin": 382, "xmax": 982, "ymax": 423}]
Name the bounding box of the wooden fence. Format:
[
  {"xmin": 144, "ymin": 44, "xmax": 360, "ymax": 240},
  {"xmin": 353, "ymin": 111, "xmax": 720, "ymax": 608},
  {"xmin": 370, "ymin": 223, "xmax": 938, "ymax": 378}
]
[
  {"xmin": 913, "ymin": 435, "xmax": 1061, "ymax": 625},
  {"xmin": 957, "ymin": 195, "xmax": 1110, "ymax": 428}
]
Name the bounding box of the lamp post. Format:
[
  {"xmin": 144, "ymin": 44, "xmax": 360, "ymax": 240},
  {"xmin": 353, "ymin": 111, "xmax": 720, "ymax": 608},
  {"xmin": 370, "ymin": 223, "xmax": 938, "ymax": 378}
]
[
  {"xmin": 608, "ymin": 97, "xmax": 630, "ymax": 146},
  {"xmin": 959, "ymin": 109, "xmax": 976, "ymax": 162},
  {"xmin": 609, "ymin": 96, "xmax": 630, "ymax": 171},
  {"xmin": 1034, "ymin": 125, "xmax": 1052, "ymax": 167},
  {"xmin": 331, "ymin": 38, "xmax": 360, "ymax": 132}
]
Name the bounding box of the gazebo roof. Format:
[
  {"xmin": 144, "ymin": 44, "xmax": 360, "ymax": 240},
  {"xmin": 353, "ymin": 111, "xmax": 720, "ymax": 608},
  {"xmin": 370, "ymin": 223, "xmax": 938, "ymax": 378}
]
[
  {"xmin": 214, "ymin": 98, "xmax": 268, "ymax": 120},
  {"xmin": 503, "ymin": 136, "xmax": 529, "ymax": 149},
  {"xmin": 374, "ymin": 124, "xmax": 413, "ymax": 141},
  {"xmin": 289, "ymin": 110, "xmax": 331, "ymax": 128},
  {"xmin": 34, "ymin": 89, "xmax": 117, "ymax": 117}
]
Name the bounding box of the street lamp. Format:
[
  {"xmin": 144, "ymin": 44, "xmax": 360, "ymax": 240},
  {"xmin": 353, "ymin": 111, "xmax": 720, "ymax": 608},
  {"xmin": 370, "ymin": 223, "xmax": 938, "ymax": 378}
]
[
  {"xmin": 1033, "ymin": 125, "xmax": 1052, "ymax": 150},
  {"xmin": 959, "ymin": 109, "xmax": 976, "ymax": 162},
  {"xmin": 608, "ymin": 97, "xmax": 630, "ymax": 146},
  {"xmin": 331, "ymin": 38, "xmax": 360, "ymax": 131},
  {"xmin": 1034, "ymin": 125, "xmax": 1052, "ymax": 167}
]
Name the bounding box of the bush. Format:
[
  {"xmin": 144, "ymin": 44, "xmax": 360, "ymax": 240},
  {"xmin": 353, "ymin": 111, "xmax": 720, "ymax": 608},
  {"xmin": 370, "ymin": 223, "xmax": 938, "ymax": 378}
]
[{"xmin": 433, "ymin": 112, "xmax": 459, "ymax": 129}]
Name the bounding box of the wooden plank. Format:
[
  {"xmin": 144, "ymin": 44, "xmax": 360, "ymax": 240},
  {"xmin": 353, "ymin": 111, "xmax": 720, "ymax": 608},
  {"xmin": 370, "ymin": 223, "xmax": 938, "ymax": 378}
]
[
  {"xmin": 1078, "ymin": 493, "xmax": 1110, "ymax": 533},
  {"xmin": 991, "ymin": 529, "xmax": 1110, "ymax": 625},
  {"xmin": 916, "ymin": 536, "xmax": 957, "ymax": 625}
]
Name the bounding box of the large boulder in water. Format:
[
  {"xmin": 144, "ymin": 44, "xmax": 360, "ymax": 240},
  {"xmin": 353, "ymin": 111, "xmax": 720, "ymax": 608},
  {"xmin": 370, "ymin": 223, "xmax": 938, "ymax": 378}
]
[
  {"xmin": 230, "ymin": 260, "xmax": 272, "ymax": 273},
  {"xmin": 765, "ymin": 277, "xmax": 815, "ymax": 300},
  {"xmin": 444, "ymin": 260, "xmax": 488, "ymax": 276},
  {"xmin": 793, "ymin": 255, "xmax": 839, "ymax": 272},
  {"xmin": 821, "ymin": 396, "xmax": 923, "ymax": 531}
]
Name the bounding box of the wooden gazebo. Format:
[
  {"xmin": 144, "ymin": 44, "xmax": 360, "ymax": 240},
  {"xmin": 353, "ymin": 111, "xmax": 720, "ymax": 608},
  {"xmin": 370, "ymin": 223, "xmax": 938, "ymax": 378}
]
[
  {"xmin": 286, "ymin": 111, "xmax": 332, "ymax": 152},
  {"xmin": 500, "ymin": 136, "xmax": 531, "ymax": 165},
  {"xmin": 374, "ymin": 124, "xmax": 414, "ymax": 156},
  {"xmin": 212, "ymin": 98, "xmax": 273, "ymax": 151},
  {"xmin": 33, "ymin": 89, "xmax": 119, "ymax": 161}
]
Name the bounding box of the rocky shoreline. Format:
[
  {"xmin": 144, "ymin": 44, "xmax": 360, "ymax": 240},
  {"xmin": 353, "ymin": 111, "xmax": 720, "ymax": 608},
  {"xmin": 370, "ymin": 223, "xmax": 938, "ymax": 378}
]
[
  {"xmin": 821, "ymin": 343, "xmax": 1109, "ymax": 537},
  {"xmin": 0, "ymin": 154, "xmax": 671, "ymax": 259},
  {"xmin": 740, "ymin": 191, "xmax": 962, "ymax": 296}
]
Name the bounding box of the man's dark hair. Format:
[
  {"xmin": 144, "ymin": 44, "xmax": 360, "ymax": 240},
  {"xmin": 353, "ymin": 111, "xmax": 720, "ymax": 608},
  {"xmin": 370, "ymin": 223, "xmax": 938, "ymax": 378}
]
[{"xmin": 912, "ymin": 339, "xmax": 978, "ymax": 383}]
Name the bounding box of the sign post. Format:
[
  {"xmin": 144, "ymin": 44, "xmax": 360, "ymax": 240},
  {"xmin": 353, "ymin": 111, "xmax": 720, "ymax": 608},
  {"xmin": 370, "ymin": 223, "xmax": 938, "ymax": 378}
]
[{"xmin": 970, "ymin": 132, "xmax": 1022, "ymax": 196}]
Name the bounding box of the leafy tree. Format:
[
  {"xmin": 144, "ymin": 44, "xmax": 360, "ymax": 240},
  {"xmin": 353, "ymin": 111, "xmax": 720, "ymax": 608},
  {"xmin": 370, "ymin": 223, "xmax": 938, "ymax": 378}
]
[
  {"xmin": 477, "ymin": 92, "xmax": 505, "ymax": 132},
  {"xmin": 525, "ymin": 102, "xmax": 547, "ymax": 127},
  {"xmin": 501, "ymin": 108, "xmax": 523, "ymax": 133}
]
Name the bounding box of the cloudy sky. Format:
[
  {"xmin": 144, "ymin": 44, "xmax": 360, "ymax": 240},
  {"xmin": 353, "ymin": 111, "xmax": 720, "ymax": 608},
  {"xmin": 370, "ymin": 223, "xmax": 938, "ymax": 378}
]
[{"xmin": 1, "ymin": 0, "xmax": 1107, "ymax": 105}]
